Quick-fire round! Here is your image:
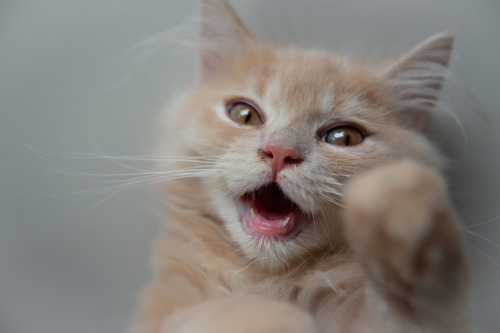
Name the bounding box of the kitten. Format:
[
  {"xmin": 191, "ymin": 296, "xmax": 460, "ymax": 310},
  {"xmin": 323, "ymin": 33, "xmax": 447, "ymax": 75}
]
[{"xmin": 133, "ymin": 0, "xmax": 473, "ymax": 332}]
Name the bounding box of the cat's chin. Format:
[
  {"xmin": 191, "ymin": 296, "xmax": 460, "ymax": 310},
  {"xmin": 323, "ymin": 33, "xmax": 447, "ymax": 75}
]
[{"xmin": 236, "ymin": 183, "xmax": 307, "ymax": 240}]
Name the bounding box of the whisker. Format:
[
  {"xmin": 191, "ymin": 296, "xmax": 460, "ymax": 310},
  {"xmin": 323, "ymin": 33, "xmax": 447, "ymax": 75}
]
[
  {"xmin": 33, "ymin": 149, "xmax": 219, "ymax": 164},
  {"xmin": 44, "ymin": 168, "xmax": 224, "ymax": 197},
  {"xmin": 465, "ymin": 215, "xmax": 500, "ymax": 229},
  {"xmin": 76, "ymin": 188, "xmax": 123, "ymax": 214},
  {"xmin": 466, "ymin": 243, "xmax": 500, "ymax": 268},
  {"xmin": 89, "ymin": 140, "xmax": 162, "ymax": 173},
  {"xmin": 464, "ymin": 230, "xmax": 500, "ymax": 249},
  {"xmin": 45, "ymin": 166, "xmax": 218, "ymax": 180}
]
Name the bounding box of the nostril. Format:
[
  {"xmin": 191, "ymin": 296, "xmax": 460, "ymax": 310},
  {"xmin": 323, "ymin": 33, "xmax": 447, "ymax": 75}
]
[
  {"xmin": 260, "ymin": 148, "xmax": 274, "ymax": 160},
  {"xmin": 284, "ymin": 155, "xmax": 301, "ymax": 163}
]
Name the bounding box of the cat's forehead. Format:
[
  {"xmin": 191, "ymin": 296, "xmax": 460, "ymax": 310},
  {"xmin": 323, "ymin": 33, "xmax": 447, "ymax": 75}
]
[
  {"xmin": 256, "ymin": 48, "xmax": 342, "ymax": 100},
  {"xmin": 229, "ymin": 46, "xmax": 384, "ymax": 120}
]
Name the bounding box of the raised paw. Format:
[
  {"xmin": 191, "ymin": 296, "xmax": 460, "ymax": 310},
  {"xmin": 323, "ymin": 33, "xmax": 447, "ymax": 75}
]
[{"xmin": 344, "ymin": 160, "xmax": 465, "ymax": 299}]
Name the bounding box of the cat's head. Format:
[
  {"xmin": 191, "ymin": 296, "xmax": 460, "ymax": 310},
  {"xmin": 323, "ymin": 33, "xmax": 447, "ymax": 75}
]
[{"xmin": 163, "ymin": 0, "xmax": 452, "ymax": 271}]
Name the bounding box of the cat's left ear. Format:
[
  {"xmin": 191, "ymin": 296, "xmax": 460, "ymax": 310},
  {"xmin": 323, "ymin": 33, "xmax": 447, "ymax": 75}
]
[
  {"xmin": 198, "ymin": 0, "xmax": 254, "ymax": 82},
  {"xmin": 379, "ymin": 31, "xmax": 455, "ymax": 131}
]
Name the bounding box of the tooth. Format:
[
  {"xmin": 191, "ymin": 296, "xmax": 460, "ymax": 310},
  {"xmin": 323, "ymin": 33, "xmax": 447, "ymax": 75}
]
[
  {"xmin": 250, "ymin": 209, "xmax": 256, "ymax": 219},
  {"xmin": 282, "ymin": 217, "xmax": 290, "ymax": 227}
]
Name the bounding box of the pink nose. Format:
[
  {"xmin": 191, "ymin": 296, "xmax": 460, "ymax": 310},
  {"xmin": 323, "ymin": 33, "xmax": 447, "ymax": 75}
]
[{"xmin": 260, "ymin": 143, "xmax": 302, "ymax": 180}]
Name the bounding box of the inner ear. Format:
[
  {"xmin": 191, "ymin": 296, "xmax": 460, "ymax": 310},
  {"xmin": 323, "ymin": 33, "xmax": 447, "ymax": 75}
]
[
  {"xmin": 198, "ymin": 0, "xmax": 254, "ymax": 82},
  {"xmin": 378, "ymin": 31, "xmax": 455, "ymax": 132}
]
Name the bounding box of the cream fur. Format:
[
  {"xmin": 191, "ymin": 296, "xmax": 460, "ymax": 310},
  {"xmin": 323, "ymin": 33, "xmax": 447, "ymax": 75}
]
[{"xmin": 132, "ymin": 0, "xmax": 473, "ymax": 332}]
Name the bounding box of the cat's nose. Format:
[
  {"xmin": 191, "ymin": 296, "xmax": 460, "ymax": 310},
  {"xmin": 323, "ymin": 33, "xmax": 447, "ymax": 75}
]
[{"xmin": 260, "ymin": 143, "xmax": 303, "ymax": 180}]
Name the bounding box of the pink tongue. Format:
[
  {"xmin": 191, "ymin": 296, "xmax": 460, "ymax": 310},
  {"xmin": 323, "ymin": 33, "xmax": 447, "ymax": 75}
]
[
  {"xmin": 254, "ymin": 183, "xmax": 295, "ymax": 219},
  {"xmin": 248, "ymin": 215, "xmax": 293, "ymax": 236}
]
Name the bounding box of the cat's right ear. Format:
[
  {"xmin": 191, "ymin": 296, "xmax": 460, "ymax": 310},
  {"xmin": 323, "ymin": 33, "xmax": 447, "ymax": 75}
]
[
  {"xmin": 198, "ymin": 0, "xmax": 253, "ymax": 82},
  {"xmin": 378, "ymin": 31, "xmax": 455, "ymax": 132}
]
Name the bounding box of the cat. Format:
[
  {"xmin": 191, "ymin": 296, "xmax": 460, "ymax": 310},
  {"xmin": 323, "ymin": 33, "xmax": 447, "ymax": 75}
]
[{"xmin": 132, "ymin": 0, "xmax": 473, "ymax": 332}]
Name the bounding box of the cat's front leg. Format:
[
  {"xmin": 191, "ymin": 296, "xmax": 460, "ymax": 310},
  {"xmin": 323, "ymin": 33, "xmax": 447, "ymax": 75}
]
[
  {"xmin": 161, "ymin": 296, "xmax": 318, "ymax": 333},
  {"xmin": 344, "ymin": 161, "xmax": 473, "ymax": 332}
]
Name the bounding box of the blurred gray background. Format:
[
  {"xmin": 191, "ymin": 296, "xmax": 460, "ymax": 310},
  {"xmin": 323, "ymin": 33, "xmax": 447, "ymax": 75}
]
[{"xmin": 1, "ymin": 0, "xmax": 499, "ymax": 332}]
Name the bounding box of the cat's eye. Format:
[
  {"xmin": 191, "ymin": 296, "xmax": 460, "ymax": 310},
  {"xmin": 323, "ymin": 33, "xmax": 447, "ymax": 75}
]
[
  {"xmin": 227, "ymin": 102, "xmax": 263, "ymax": 126},
  {"xmin": 323, "ymin": 126, "xmax": 364, "ymax": 147}
]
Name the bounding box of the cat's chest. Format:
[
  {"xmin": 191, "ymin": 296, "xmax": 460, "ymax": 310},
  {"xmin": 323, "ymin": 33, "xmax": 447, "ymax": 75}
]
[{"xmin": 221, "ymin": 257, "xmax": 365, "ymax": 304}]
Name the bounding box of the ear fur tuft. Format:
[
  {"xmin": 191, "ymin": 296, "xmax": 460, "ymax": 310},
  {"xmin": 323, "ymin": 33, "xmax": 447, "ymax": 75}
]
[
  {"xmin": 380, "ymin": 31, "xmax": 455, "ymax": 131},
  {"xmin": 198, "ymin": 0, "xmax": 253, "ymax": 82}
]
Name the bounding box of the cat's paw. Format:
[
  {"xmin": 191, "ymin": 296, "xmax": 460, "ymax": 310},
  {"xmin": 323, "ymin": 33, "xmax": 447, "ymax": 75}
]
[{"xmin": 344, "ymin": 160, "xmax": 465, "ymax": 297}]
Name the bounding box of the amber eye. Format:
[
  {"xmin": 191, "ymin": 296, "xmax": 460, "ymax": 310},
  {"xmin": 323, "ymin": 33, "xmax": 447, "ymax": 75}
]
[
  {"xmin": 323, "ymin": 126, "xmax": 364, "ymax": 147},
  {"xmin": 227, "ymin": 102, "xmax": 263, "ymax": 126}
]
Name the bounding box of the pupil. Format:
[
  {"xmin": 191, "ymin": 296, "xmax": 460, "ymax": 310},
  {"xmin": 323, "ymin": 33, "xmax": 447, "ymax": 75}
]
[
  {"xmin": 345, "ymin": 134, "xmax": 350, "ymax": 146},
  {"xmin": 244, "ymin": 110, "xmax": 251, "ymax": 123}
]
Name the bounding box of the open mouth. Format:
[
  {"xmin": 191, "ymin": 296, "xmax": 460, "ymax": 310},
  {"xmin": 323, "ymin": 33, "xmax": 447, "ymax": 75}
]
[{"xmin": 237, "ymin": 183, "xmax": 305, "ymax": 239}]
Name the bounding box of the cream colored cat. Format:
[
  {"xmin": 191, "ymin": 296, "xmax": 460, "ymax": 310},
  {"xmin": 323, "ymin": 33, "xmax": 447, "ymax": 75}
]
[{"xmin": 132, "ymin": 0, "xmax": 473, "ymax": 332}]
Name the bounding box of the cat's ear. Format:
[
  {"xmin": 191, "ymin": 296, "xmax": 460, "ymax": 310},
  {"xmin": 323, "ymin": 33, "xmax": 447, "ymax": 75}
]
[
  {"xmin": 379, "ymin": 31, "xmax": 454, "ymax": 131},
  {"xmin": 198, "ymin": 0, "xmax": 253, "ymax": 82}
]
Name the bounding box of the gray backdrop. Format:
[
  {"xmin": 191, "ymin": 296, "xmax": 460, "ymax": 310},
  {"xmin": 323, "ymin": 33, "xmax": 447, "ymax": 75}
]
[{"xmin": 1, "ymin": 1, "xmax": 499, "ymax": 332}]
